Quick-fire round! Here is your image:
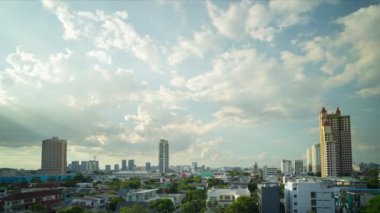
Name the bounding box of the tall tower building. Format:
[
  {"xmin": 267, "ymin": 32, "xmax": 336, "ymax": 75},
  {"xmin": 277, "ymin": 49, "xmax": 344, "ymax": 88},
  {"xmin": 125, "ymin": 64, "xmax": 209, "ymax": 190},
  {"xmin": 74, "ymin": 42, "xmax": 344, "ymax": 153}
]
[
  {"xmin": 122, "ymin": 160, "xmax": 127, "ymax": 171},
  {"xmin": 319, "ymin": 107, "xmax": 352, "ymax": 177},
  {"xmin": 159, "ymin": 139, "xmax": 169, "ymax": 174},
  {"xmin": 281, "ymin": 159, "xmax": 292, "ymax": 175},
  {"xmin": 41, "ymin": 137, "xmax": 67, "ymax": 174},
  {"xmin": 128, "ymin": 160, "xmax": 135, "ymax": 171},
  {"xmin": 311, "ymin": 144, "xmax": 321, "ymax": 174}
]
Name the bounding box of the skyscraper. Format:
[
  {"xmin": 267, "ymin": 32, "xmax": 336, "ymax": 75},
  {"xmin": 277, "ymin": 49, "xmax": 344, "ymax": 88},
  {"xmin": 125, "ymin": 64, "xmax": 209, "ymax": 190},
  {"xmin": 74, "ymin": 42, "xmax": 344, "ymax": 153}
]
[
  {"xmin": 145, "ymin": 162, "xmax": 151, "ymax": 172},
  {"xmin": 41, "ymin": 137, "xmax": 67, "ymax": 174},
  {"xmin": 306, "ymin": 148, "xmax": 312, "ymax": 172},
  {"xmin": 281, "ymin": 159, "xmax": 292, "ymax": 175},
  {"xmin": 122, "ymin": 160, "xmax": 127, "ymax": 171},
  {"xmin": 159, "ymin": 139, "xmax": 169, "ymax": 174},
  {"xmin": 311, "ymin": 144, "xmax": 321, "ymax": 174},
  {"xmin": 128, "ymin": 160, "xmax": 135, "ymax": 171},
  {"xmin": 293, "ymin": 160, "xmax": 303, "ymax": 175},
  {"xmin": 320, "ymin": 107, "xmax": 352, "ymax": 177}
]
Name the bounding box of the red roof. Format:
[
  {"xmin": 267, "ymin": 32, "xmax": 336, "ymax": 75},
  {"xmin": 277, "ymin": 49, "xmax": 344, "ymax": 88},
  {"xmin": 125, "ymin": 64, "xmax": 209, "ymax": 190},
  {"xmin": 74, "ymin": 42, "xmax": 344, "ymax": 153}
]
[{"xmin": 2, "ymin": 189, "xmax": 63, "ymax": 201}]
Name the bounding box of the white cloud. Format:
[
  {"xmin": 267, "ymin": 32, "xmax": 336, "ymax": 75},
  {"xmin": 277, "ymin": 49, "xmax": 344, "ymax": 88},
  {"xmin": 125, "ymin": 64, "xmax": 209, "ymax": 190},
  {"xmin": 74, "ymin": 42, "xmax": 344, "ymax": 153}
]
[
  {"xmin": 168, "ymin": 29, "xmax": 220, "ymax": 66},
  {"xmin": 86, "ymin": 50, "xmax": 112, "ymax": 64},
  {"xmin": 207, "ymin": 1, "xmax": 326, "ymax": 42},
  {"xmin": 356, "ymin": 85, "xmax": 380, "ymax": 97}
]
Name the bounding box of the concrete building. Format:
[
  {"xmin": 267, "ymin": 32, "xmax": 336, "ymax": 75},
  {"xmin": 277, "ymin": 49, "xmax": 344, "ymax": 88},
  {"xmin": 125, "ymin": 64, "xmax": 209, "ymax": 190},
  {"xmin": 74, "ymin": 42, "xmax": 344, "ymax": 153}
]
[
  {"xmin": 320, "ymin": 107, "xmax": 352, "ymax": 177},
  {"xmin": 263, "ymin": 166, "xmax": 278, "ymax": 181},
  {"xmin": 122, "ymin": 160, "xmax": 127, "ymax": 171},
  {"xmin": 257, "ymin": 183, "xmax": 280, "ymax": 213},
  {"xmin": 207, "ymin": 188, "xmax": 250, "ymax": 209},
  {"xmin": 41, "ymin": 137, "xmax": 67, "ymax": 174},
  {"xmin": 311, "ymin": 144, "xmax": 321, "ymax": 174},
  {"xmin": 128, "ymin": 160, "xmax": 135, "ymax": 171},
  {"xmin": 105, "ymin": 165, "xmax": 111, "ymax": 172},
  {"xmin": 114, "ymin": 164, "xmax": 119, "ymax": 171},
  {"xmin": 159, "ymin": 139, "xmax": 169, "ymax": 174},
  {"xmin": 145, "ymin": 162, "xmax": 151, "ymax": 172},
  {"xmin": 281, "ymin": 160, "xmax": 292, "ymax": 175},
  {"xmin": 306, "ymin": 148, "xmax": 312, "ymax": 172},
  {"xmin": 252, "ymin": 162, "xmax": 259, "ymax": 175},
  {"xmin": 285, "ymin": 179, "xmax": 335, "ymax": 213},
  {"xmin": 294, "ymin": 160, "xmax": 303, "ymax": 175},
  {"xmin": 192, "ymin": 162, "xmax": 198, "ymax": 172},
  {"xmin": 71, "ymin": 196, "xmax": 106, "ymax": 211},
  {"xmin": 70, "ymin": 161, "xmax": 80, "ymax": 172}
]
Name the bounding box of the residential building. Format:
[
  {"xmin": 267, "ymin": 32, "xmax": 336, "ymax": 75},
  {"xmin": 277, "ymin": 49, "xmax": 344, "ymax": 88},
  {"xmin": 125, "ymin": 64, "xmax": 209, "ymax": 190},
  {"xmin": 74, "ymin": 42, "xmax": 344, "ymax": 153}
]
[
  {"xmin": 207, "ymin": 188, "xmax": 250, "ymax": 208},
  {"xmin": 320, "ymin": 107, "xmax": 352, "ymax": 177},
  {"xmin": 252, "ymin": 162, "xmax": 259, "ymax": 175},
  {"xmin": 281, "ymin": 160, "xmax": 292, "ymax": 175},
  {"xmin": 159, "ymin": 139, "xmax": 169, "ymax": 174},
  {"xmin": 263, "ymin": 166, "xmax": 278, "ymax": 181},
  {"xmin": 285, "ymin": 179, "xmax": 335, "ymax": 213},
  {"xmin": 145, "ymin": 162, "xmax": 151, "ymax": 172},
  {"xmin": 71, "ymin": 196, "xmax": 106, "ymax": 211},
  {"xmin": 122, "ymin": 160, "xmax": 127, "ymax": 171},
  {"xmin": 257, "ymin": 183, "xmax": 280, "ymax": 213},
  {"xmin": 192, "ymin": 162, "xmax": 198, "ymax": 172},
  {"xmin": 311, "ymin": 144, "xmax": 321, "ymax": 174},
  {"xmin": 0, "ymin": 187, "xmax": 7, "ymax": 198},
  {"xmin": 128, "ymin": 160, "xmax": 135, "ymax": 171},
  {"xmin": 123, "ymin": 189, "xmax": 159, "ymax": 202},
  {"xmin": 105, "ymin": 165, "xmax": 111, "ymax": 172},
  {"xmin": 114, "ymin": 164, "xmax": 119, "ymax": 171},
  {"xmin": 0, "ymin": 189, "xmax": 64, "ymax": 213},
  {"xmin": 41, "ymin": 137, "xmax": 67, "ymax": 174},
  {"xmin": 70, "ymin": 161, "xmax": 80, "ymax": 172},
  {"xmin": 294, "ymin": 160, "xmax": 303, "ymax": 175},
  {"xmin": 306, "ymin": 148, "xmax": 312, "ymax": 172}
]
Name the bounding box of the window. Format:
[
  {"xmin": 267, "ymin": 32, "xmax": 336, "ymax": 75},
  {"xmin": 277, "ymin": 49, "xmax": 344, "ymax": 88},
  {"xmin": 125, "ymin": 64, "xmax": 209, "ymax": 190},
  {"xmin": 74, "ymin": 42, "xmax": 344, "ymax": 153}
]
[
  {"xmin": 311, "ymin": 200, "xmax": 316, "ymax": 206},
  {"xmin": 311, "ymin": 192, "xmax": 316, "ymax": 198},
  {"xmin": 293, "ymin": 195, "xmax": 297, "ymax": 198},
  {"xmin": 294, "ymin": 202, "xmax": 297, "ymax": 205}
]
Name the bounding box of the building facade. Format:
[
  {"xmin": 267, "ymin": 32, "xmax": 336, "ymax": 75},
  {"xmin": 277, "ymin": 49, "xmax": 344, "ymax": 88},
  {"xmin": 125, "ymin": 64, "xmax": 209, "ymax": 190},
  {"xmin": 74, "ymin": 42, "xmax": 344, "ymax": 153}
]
[
  {"xmin": 207, "ymin": 188, "xmax": 250, "ymax": 209},
  {"xmin": 257, "ymin": 183, "xmax": 280, "ymax": 213},
  {"xmin": 145, "ymin": 162, "xmax": 151, "ymax": 172},
  {"xmin": 311, "ymin": 144, "xmax": 321, "ymax": 174},
  {"xmin": 294, "ymin": 160, "xmax": 303, "ymax": 175},
  {"xmin": 320, "ymin": 107, "xmax": 352, "ymax": 177},
  {"xmin": 285, "ymin": 180, "xmax": 335, "ymax": 213},
  {"xmin": 263, "ymin": 166, "xmax": 278, "ymax": 182},
  {"xmin": 122, "ymin": 160, "xmax": 127, "ymax": 171},
  {"xmin": 128, "ymin": 160, "xmax": 135, "ymax": 171},
  {"xmin": 159, "ymin": 139, "xmax": 169, "ymax": 174},
  {"xmin": 41, "ymin": 137, "xmax": 67, "ymax": 174},
  {"xmin": 281, "ymin": 160, "xmax": 292, "ymax": 175}
]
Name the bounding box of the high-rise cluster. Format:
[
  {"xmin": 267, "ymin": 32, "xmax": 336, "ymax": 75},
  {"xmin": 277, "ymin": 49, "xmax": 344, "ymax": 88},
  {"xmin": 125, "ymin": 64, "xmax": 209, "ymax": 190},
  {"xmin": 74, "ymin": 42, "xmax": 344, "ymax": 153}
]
[{"xmin": 319, "ymin": 107, "xmax": 352, "ymax": 177}]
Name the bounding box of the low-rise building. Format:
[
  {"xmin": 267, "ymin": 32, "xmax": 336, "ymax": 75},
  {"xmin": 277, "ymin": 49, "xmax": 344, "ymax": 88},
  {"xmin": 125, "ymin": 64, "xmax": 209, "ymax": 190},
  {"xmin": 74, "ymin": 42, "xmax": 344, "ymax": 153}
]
[
  {"xmin": 0, "ymin": 189, "xmax": 64, "ymax": 213},
  {"xmin": 257, "ymin": 183, "xmax": 280, "ymax": 213},
  {"xmin": 124, "ymin": 189, "xmax": 159, "ymax": 202},
  {"xmin": 207, "ymin": 187, "xmax": 250, "ymax": 208},
  {"xmin": 71, "ymin": 196, "xmax": 106, "ymax": 211}
]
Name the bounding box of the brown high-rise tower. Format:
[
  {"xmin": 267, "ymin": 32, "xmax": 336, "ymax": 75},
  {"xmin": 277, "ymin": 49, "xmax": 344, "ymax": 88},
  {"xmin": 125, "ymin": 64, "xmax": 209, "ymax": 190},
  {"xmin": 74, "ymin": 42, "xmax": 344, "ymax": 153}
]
[{"xmin": 41, "ymin": 137, "xmax": 67, "ymax": 174}]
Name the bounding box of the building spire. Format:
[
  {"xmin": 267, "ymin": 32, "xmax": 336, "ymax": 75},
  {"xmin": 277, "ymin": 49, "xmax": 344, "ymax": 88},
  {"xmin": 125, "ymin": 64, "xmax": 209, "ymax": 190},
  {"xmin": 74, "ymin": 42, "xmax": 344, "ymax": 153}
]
[
  {"xmin": 320, "ymin": 107, "xmax": 327, "ymax": 114},
  {"xmin": 336, "ymin": 107, "xmax": 341, "ymax": 116}
]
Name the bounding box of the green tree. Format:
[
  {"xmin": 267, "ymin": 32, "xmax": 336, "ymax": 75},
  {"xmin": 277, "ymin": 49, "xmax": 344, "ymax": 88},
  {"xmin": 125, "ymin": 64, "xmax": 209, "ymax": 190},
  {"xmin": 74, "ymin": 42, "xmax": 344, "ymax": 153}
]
[
  {"xmin": 248, "ymin": 182, "xmax": 257, "ymax": 193},
  {"xmin": 57, "ymin": 206, "xmax": 92, "ymax": 213},
  {"xmin": 110, "ymin": 197, "xmax": 125, "ymax": 211},
  {"xmin": 119, "ymin": 204, "xmax": 149, "ymax": 213},
  {"xmin": 179, "ymin": 202, "xmax": 196, "ymax": 213},
  {"xmin": 362, "ymin": 194, "xmax": 380, "ymax": 213},
  {"xmin": 169, "ymin": 182, "xmax": 179, "ymax": 193},
  {"xmin": 225, "ymin": 196, "xmax": 258, "ymax": 213},
  {"xmin": 31, "ymin": 203, "xmax": 48, "ymax": 213},
  {"xmin": 149, "ymin": 199, "xmax": 175, "ymax": 213}
]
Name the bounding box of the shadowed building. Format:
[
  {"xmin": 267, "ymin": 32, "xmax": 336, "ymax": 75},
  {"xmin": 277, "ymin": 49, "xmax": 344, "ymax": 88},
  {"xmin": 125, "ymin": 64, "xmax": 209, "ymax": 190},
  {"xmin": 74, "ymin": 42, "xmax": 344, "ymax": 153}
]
[{"xmin": 159, "ymin": 139, "xmax": 169, "ymax": 174}]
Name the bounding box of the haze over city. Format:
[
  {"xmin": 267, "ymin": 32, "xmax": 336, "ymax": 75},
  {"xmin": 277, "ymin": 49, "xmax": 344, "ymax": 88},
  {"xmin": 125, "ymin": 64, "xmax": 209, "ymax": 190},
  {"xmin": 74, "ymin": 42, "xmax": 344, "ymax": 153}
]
[{"xmin": 0, "ymin": 0, "xmax": 379, "ymax": 170}]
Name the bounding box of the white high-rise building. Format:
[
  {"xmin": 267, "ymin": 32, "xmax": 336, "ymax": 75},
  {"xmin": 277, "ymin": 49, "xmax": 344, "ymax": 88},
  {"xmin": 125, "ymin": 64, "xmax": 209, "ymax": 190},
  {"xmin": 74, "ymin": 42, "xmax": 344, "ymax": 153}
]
[
  {"xmin": 281, "ymin": 159, "xmax": 292, "ymax": 175},
  {"xmin": 306, "ymin": 148, "xmax": 312, "ymax": 172},
  {"xmin": 263, "ymin": 166, "xmax": 278, "ymax": 182},
  {"xmin": 159, "ymin": 139, "xmax": 169, "ymax": 174},
  {"xmin": 311, "ymin": 144, "xmax": 321, "ymax": 174},
  {"xmin": 41, "ymin": 137, "xmax": 67, "ymax": 174},
  {"xmin": 320, "ymin": 107, "xmax": 352, "ymax": 177}
]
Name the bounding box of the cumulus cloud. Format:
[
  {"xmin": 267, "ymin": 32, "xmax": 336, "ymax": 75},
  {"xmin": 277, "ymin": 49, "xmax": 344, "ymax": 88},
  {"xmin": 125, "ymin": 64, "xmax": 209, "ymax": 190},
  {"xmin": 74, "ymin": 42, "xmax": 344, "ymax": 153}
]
[{"xmin": 86, "ymin": 50, "xmax": 112, "ymax": 64}]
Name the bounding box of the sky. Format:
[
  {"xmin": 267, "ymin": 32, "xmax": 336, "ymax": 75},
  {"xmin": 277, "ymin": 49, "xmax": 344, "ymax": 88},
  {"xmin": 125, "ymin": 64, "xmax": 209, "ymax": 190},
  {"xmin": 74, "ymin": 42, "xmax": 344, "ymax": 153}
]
[{"xmin": 0, "ymin": 0, "xmax": 379, "ymax": 170}]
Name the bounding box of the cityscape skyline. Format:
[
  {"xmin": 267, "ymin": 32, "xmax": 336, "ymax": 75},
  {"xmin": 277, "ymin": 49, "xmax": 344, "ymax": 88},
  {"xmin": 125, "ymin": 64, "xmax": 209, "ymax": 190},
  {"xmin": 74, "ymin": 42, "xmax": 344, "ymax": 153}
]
[{"xmin": 0, "ymin": 1, "xmax": 380, "ymax": 169}]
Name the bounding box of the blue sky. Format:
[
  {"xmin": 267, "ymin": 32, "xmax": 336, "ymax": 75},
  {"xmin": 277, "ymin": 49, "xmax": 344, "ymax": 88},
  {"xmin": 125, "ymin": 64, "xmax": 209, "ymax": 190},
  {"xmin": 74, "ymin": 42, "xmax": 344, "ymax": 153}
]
[{"xmin": 0, "ymin": 0, "xmax": 379, "ymax": 169}]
